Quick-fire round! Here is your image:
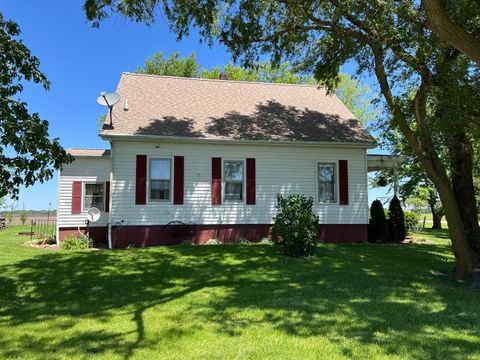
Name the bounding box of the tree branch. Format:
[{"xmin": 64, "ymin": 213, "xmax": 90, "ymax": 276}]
[{"xmin": 422, "ymin": 0, "xmax": 480, "ymax": 65}]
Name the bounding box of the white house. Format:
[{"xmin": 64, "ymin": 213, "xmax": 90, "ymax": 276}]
[{"xmin": 57, "ymin": 73, "xmax": 379, "ymax": 248}]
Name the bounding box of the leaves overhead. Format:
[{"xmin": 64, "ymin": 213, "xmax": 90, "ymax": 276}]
[{"xmin": 0, "ymin": 13, "xmax": 72, "ymax": 199}]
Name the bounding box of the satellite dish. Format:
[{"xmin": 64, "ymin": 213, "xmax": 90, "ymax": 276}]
[
  {"xmin": 97, "ymin": 92, "xmax": 120, "ymax": 107},
  {"xmin": 86, "ymin": 207, "xmax": 101, "ymax": 223},
  {"xmin": 97, "ymin": 92, "xmax": 120, "ymax": 127}
]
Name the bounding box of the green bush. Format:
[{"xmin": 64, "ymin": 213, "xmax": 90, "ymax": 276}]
[
  {"xmin": 205, "ymin": 239, "xmax": 222, "ymax": 245},
  {"xmin": 404, "ymin": 211, "xmax": 420, "ymax": 235},
  {"xmin": 388, "ymin": 195, "xmax": 406, "ymax": 242},
  {"xmin": 259, "ymin": 237, "xmax": 274, "ymax": 245},
  {"xmin": 235, "ymin": 237, "xmax": 251, "ymax": 244},
  {"xmin": 61, "ymin": 235, "xmax": 92, "ymax": 250},
  {"xmin": 368, "ymin": 200, "xmax": 388, "ymax": 243},
  {"xmin": 180, "ymin": 240, "xmax": 193, "ymax": 246},
  {"xmin": 272, "ymin": 194, "xmax": 319, "ymax": 257}
]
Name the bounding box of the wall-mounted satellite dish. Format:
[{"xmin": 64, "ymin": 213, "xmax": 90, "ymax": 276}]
[
  {"xmin": 97, "ymin": 92, "xmax": 120, "ymax": 127},
  {"xmin": 86, "ymin": 207, "xmax": 101, "ymax": 223}
]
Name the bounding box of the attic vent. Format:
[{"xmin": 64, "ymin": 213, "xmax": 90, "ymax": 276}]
[{"xmin": 219, "ymin": 72, "xmax": 228, "ymax": 80}]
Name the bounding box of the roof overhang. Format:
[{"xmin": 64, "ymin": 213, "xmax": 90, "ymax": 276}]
[
  {"xmin": 100, "ymin": 133, "xmax": 377, "ymax": 149},
  {"xmin": 367, "ymin": 154, "xmax": 405, "ymax": 172}
]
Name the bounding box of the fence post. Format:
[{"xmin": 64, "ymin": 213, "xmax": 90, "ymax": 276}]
[{"xmin": 30, "ymin": 220, "xmax": 33, "ymax": 241}]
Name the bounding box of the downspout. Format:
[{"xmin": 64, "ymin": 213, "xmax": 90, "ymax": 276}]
[
  {"xmin": 107, "ymin": 141, "xmax": 114, "ymax": 249},
  {"xmin": 55, "ymin": 169, "xmax": 61, "ymax": 245}
]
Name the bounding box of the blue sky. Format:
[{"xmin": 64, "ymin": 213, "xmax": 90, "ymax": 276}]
[{"xmin": 3, "ymin": 1, "xmax": 389, "ymax": 210}]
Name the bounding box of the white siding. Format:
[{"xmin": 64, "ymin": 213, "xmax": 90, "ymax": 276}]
[
  {"xmin": 110, "ymin": 140, "xmax": 368, "ymax": 226},
  {"xmin": 57, "ymin": 157, "xmax": 112, "ymax": 227}
]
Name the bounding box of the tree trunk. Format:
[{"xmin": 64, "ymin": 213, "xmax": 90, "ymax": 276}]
[
  {"xmin": 427, "ymin": 195, "xmax": 443, "ymax": 230},
  {"xmin": 432, "ymin": 211, "xmax": 442, "ymax": 230},
  {"xmin": 448, "ymin": 130, "xmax": 480, "ymax": 252}
]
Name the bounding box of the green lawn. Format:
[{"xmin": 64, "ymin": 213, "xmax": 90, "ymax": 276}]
[{"xmin": 0, "ymin": 226, "xmax": 479, "ymax": 360}]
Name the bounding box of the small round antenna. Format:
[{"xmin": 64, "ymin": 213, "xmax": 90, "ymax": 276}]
[
  {"xmin": 97, "ymin": 92, "xmax": 120, "ymax": 127},
  {"xmin": 86, "ymin": 207, "xmax": 101, "ymax": 223}
]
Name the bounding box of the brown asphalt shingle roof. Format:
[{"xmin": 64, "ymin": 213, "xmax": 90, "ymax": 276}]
[
  {"xmin": 67, "ymin": 149, "xmax": 111, "ymax": 157},
  {"xmin": 100, "ymin": 73, "xmax": 376, "ymax": 146}
]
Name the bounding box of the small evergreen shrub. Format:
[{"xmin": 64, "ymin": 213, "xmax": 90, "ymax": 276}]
[
  {"xmin": 404, "ymin": 211, "xmax": 420, "ymax": 235},
  {"xmin": 259, "ymin": 237, "xmax": 274, "ymax": 245},
  {"xmin": 368, "ymin": 200, "xmax": 388, "ymax": 243},
  {"xmin": 205, "ymin": 238, "xmax": 222, "ymax": 245},
  {"xmin": 388, "ymin": 195, "xmax": 406, "ymax": 242},
  {"xmin": 235, "ymin": 238, "xmax": 251, "ymax": 244},
  {"xmin": 61, "ymin": 235, "xmax": 92, "ymax": 250},
  {"xmin": 272, "ymin": 194, "xmax": 319, "ymax": 257}
]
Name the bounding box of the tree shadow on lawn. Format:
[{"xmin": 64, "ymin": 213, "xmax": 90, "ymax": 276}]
[{"xmin": 0, "ymin": 243, "xmax": 479, "ymax": 359}]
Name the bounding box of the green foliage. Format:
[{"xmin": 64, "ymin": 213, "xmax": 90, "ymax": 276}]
[
  {"xmin": 404, "ymin": 211, "xmax": 420, "ymax": 235},
  {"xmin": 0, "ymin": 13, "xmax": 72, "ymax": 199},
  {"xmin": 235, "ymin": 237, "xmax": 251, "ymax": 244},
  {"xmin": 388, "ymin": 196, "xmax": 406, "ymax": 242},
  {"xmin": 137, "ymin": 51, "xmax": 200, "ymax": 77},
  {"xmin": 180, "ymin": 240, "xmax": 193, "ymax": 246},
  {"xmin": 19, "ymin": 210, "xmax": 27, "ymax": 225},
  {"xmin": 368, "ymin": 200, "xmax": 388, "ymax": 243},
  {"xmin": 272, "ymin": 194, "xmax": 319, "ymax": 257},
  {"xmin": 205, "ymin": 239, "xmax": 222, "ymax": 245},
  {"xmin": 259, "ymin": 237, "xmax": 274, "ymax": 245},
  {"xmin": 335, "ymin": 73, "xmax": 379, "ymax": 125},
  {"xmin": 61, "ymin": 235, "xmax": 92, "ymax": 250}
]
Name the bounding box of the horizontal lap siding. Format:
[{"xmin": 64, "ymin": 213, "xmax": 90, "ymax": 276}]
[
  {"xmin": 57, "ymin": 158, "xmax": 111, "ymax": 227},
  {"xmin": 110, "ymin": 141, "xmax": 368, "ymax": 226}
]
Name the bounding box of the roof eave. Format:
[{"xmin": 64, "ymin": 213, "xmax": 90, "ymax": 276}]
[{"xmin": 99, "ymin": 133, "xmax": 377, "ymax": 149}]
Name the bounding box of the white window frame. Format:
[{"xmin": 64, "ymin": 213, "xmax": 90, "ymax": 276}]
[
  {"xmin": 148, "ymin": 158, "xmax": 173, "ymax": 203},
  {"xmin": 82, "ymin": 182, "xmax": 105, "ymax": 212},
  {"xmin": 316, "ymin": 161, "xmax": 338, "ymax": 204},
  {"xmin": 223, "ymin": 159, "xmax": 245, "ymax": 203}
]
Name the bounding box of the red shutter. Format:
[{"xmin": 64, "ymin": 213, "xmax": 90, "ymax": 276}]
[
  {"xmin": 174, "ymin": 156, "xmax": 184, "ymax": 204},
  {"xmin": 135, "ymin": 155, "xmax": 147, "ymax": 205},
  {"xmin": 71, "ymin": 181, "xmax": 82, "ymax": 214},
  {"xmin": 105, "ymin": 181, "xmax": 110, "ymax": 212},
  {"xmin": 212, "ymin": 157, "xmax": 222, "ymax": 205},
  {"xmin": 339, "ymin": 160, "xmax": 349, "ymax": 205},
  {"xmin": 246, "ymin": 158, "xmax": 256, "ymax": 205}
]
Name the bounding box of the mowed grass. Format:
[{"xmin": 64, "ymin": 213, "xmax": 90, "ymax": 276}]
[{"xmin": 0, "ymin": 226, "xmax": 479, "ymax": 360}]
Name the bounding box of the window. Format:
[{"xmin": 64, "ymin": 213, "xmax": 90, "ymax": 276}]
[
  {"xmin": 318, "ymin": 163, "xmax": 336, "ymax": 203},
  {"xmin": 84, "ymin": 183, "xmax": 104, "ymax": 210},
  {"xmin": 150, "ymin": 159, "xmax": 171, "ymax": 201},
  {"xmin": 224, "ymin": 160, "xmax": 244, "ymax": 201}
]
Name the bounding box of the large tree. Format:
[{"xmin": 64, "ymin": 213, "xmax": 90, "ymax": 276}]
[
  {"xmin": 0, "ymin": 13, "xmax": 71, "ymax": 199},
  {"xmin": 83, "ymin": 1, "xmax": 480, "ymax": 286}
]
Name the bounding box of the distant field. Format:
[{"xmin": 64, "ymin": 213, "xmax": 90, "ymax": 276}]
[{"xmin": 1, "ymin": 214, "xmax": 56, "ymax": 225}]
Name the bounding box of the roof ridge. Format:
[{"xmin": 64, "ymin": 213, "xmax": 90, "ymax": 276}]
[{"xmin": 121, "ymin": 72, "xmax": 325, "ymax": 89}]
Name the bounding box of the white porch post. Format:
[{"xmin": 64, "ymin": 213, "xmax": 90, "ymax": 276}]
[{"xmin": 393, "ymin": 165, "xmax": 399, "ymax": 198}]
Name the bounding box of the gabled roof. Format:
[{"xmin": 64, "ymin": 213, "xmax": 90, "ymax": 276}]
[{"xmin": 100, "ymin": 73, "xmax": 376, "ymax": 146}]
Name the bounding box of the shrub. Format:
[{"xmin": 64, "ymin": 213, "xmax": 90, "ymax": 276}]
[
  {"xmin": 20, "ymin": 210, "xmax": 28, "ymax": 225},
  {"xmin": 272, "ymin": 194, "xmax": 319, "ymax": 257},
  {"xmin": 368, "ymin": 200, "xmax": 388, "ymax": 243},
  {"xmin": 404, "ymin": 211, "xmax": 420, "ymax": 235},
  {"xmin": 180, "ymin": 240, "xmax": 192, "ymax": 246},
  {"xmin": 259, "ymin": 237, "xmax": 274, "ymax": 245},
  {"xmin": 205, "ymin": 239, "xmax": 222, "ymax": 245},
  {"xmin": 61, "ymin": 235, "xmax": 92, "ymax": 250},
  {"xmin": 235, "ymin": 237, "xmax": 251, "ymax": 244},
  {"xmin": 388, "ymin": 195, "xmax": 406, "ymax": 242}
]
